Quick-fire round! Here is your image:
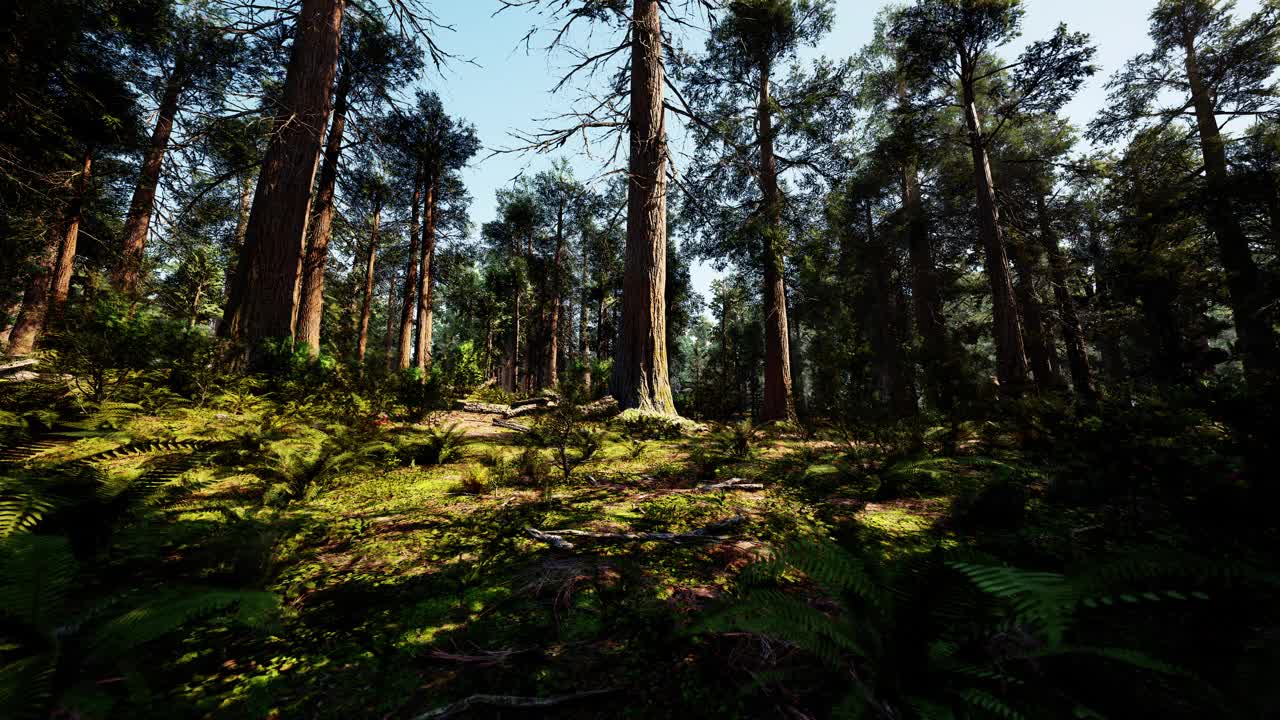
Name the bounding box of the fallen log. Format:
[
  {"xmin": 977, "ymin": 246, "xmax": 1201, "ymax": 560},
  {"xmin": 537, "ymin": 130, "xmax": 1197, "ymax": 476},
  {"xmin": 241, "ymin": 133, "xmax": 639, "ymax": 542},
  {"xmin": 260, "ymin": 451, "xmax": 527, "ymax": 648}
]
[
  {"xmin": 697, "ymin": 478, "xmax": 765, "ymax": 491},
  {"xmin": 412, "ymin": 688, "xmax": 617, "ymax": 720},
  {"xmin": 493, "ymin": 418, "xmax": 532, "ymax": 434},
  {"xmin": 504, "ymin": 402, "xmax": 557, "ymax": 419},
  {"xmin": 453, "ymin": 401, "xmax": 509, "ymax": 415},
  {"xmin": 510, "ymin": 396, "xmax": 552, "ymax": 409},
  {"xmin": 526, "ymin": 515, "xmax": 746, "ymax": 550},
  {"xmin": 0, "ymin": 359, "xmax": 38, "ymax": 375},
  {"xmin": 581, "ymin": 396, "xmax": 620, "ymax": 419}
]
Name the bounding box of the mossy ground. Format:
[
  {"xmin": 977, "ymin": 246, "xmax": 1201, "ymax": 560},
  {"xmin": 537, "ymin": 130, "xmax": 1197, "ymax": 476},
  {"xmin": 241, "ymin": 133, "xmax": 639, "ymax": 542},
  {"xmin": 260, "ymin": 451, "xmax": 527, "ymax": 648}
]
[{"xmin": 37, "ymin": 407, "xmax": 1096, "ymax": 719}]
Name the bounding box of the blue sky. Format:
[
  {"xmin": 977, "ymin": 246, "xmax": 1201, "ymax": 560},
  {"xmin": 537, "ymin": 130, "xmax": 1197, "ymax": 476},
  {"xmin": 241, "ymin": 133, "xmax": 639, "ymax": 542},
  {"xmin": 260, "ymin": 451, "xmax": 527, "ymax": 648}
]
[{"xmin": 416, "ymin": 0, "xmax": 1262, "ymax": 301}]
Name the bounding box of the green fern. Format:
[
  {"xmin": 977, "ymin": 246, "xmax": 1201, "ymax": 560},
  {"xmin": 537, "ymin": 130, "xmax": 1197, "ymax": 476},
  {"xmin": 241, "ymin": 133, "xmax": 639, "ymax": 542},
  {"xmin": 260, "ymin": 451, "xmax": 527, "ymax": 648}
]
[{"xmin": 0, "ymin": 533, "xmax": 277, "ymax": 719}]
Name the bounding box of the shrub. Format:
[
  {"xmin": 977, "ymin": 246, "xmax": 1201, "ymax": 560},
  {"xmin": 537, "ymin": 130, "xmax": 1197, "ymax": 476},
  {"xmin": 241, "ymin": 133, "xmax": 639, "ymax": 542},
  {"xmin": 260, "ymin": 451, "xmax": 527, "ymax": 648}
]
[
  {"xmin": 398, "ymin": 423, "xmax": 468, "ymax": 466},
  {"xmin": 456, "ymin": 466, "xmax": 490, "ymax": 495},
  {"xmin": 615, "ymin": 409, "xmax": 695, "ymax": 440}
]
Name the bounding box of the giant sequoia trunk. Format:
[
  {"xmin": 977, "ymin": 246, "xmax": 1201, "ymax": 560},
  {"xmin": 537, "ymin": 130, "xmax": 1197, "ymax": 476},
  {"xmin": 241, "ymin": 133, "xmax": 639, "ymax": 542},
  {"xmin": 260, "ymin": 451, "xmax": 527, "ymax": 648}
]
[
  {"xmin": 1181, "ymin": 34, "xmax": 1278, "ymax": 381},
  {"xmin": 356, "ymin": 201, "xmax": 381, "ymax": 367},
  {"xmin": 611, "ymin": 0, "xmax": 676, "ymax": 414},
  {"xmin": 398, "ymin": 169, "xmax": 423, "ymax": 370},
  {"xmin": 1036, "ymin": 194, "xmax": 1097, "ymax": 403},
  {"xmin": 48, "ymin": 149, "xmax": 94, "ymax": 324},
  {"xmin": 415, "ymin": 173, "xmax": 438, "ymax": 371},
  {"xmin": 962, "ymin": 79, "xmax": 1029, "ymax": 391},
  {"xmin": 295, "ymin": 74, "xmax": 352, "ymax": 356},
  {"xmin": 756, "ymin": 60, "xmax": 796, "ymax": 423},
  {"xmin": 115, "ymin": 66, "xmax": 184, "ymax": 297},
  {"xmin": 239, "ymin": 0, "xmax": 344, "ymax": 367}
]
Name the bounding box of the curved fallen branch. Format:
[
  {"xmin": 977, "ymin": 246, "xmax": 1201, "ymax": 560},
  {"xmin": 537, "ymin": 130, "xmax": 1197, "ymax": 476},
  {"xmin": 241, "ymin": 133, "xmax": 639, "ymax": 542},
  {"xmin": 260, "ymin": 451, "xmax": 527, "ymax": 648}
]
[
  {"xmin": 493, "ymin": 419, "xmax": 532, "ymax": 433},
  {"xmin": 526, "ymin": 515, "xmax": 747, "ymax": 550},
  {"xmin": 412, "ymin": 688, "xmax": 618, "ymax": 719}
]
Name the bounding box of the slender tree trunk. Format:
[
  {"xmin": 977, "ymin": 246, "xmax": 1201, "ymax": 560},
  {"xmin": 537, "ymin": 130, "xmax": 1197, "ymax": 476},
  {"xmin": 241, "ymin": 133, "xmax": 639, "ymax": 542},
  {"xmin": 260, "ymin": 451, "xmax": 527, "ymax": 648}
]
[
  {"xmin": 865, "ymin": 202, "xmax": 913, "ymax": 418},
  {"xmin": 6, "ymin": 221, "xmax": 56, "ymax": 357},
  {"xmin": 295, "ymin": 74, "xmax": 351, "ymax": 356},
  {"xmin": 611, "ymin": 0, "xmax": 676, "ymax": 414},
  {"xmin": 115, "ymin": 66, "xmax": 184, "ymax": 297},
  {"xmin": 1009, "ymin": 232, "xmax": 1056, "ymax": 389},
  {"xmin": 385, "ymin": 270, "xmax": 398, "ymax": 371},
  {"xmin": 398, "ymin": 168, "xmax": 423, "ymax": 370},
  {"xmin": 356, "ymin": 201, "xmax": 380, "ymax": 366},
  {"xmin": 755, "ymin": 60, "xmax": 796, "ymax": 423},
  {"xmin": 579, "ymin": 229, "xmax": 591, "ymax": 391},
  {"xmin": 415, "ymin": 173, "xmax": 438, "ymax": 371},
  {"xmin": 48, "ymin": 149, "xmax": 93, "ymax": 324},
  {"xmin": 1182, "ymin": 34, "xmax": 1277, "ymax": 380},
  {"xmin": 901, "ymin": 150, "xmax": 952, "ymax": 412},
  {"xmin": 239, "ymin": 0, "xmax": 345, "ymax": 367},
  {"xmin": 1036, "ymin": 194, "xmax": 1097, "ymax": 403},
  {"xmin": 547, "ymin": 204, "xmax": 565, "ymax": 387},
  {"xmin": 962, "ymin": 77, "xmax": 1029, "ymax": 390},
  {"xmin": 218, "ymin": 176, "xmax": 254, "ymax": 339},
  {"xmin": 789, "ymin": 309, "xmax": 808, "ymax": 418}
]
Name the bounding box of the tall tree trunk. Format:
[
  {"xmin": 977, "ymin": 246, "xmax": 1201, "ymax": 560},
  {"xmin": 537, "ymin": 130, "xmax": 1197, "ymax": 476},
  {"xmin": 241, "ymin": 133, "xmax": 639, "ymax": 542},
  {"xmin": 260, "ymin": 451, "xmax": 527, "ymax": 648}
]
[
  {"xmin": 789, "ymin": 308, "xmax": 808, "ymax": 418},
  {"xmin": 356, "ymin": 201, "xmax": 380, "ymax": 367},
  {"xmin": 865, "ymin": 202, "xmax": 913, "ymax": 418},
  {"xmin": 384, "ymin": 269, "xmax": 397, "ymax": 372},
  {"xmin": 1009, "ymin": 233, "xmax": 1056, "ymax": 389},
  {"xmin": 579, "ymin": 229, "xmax": 591, "ymax": 391},
  {"xmin": 6, "ymin": 221, "xmax": 57, "ymax": 357},
  {"xmin": 48, "ymin": 149, "xmax": 94, "ymax": 324},
  {"xmin": 611, "ymin": 0, "xmax": 676, "ymax": 414},
  {"xmin": 547, "ymin": 204, "xmax": 565, "ymax": 387},
  {"xmin": 901, "ymin": 151, "xmax": 952, "ymax": 412},
  {"xmin": 115, "ymin": 66, "xmax": 184, "ymax": 297},
  {"xmin": 218, "ymin": 176, "xmax": 254, "ymax": 340},
  {"xmin": 415, "ymin": 173, "xmax": 438, "ymax": 371},
  {"xmin": 1181, "ymin": 33, "xmax": 1277, "ymax": 381},
  {"xmin": 398, "ymin": 168, "xmax": 423, "ymax": 370},
  {"xmin": 295, "ymin": 74, "xmax": 351, "ymax": 356},
  {"xmin": 756, "ymin": 59, "xmax": 796, "ymax": 423},
  {"xmin": 239, "ymin": 0, "xmax": 345, "ymax": 367},
  {"xmin": 1036, "ymin": 194, "xmax": 1097, "ymax": 403},
  {"xmin": 962, "ymin": 78, "xmax": 1029, "ymax": 390}
]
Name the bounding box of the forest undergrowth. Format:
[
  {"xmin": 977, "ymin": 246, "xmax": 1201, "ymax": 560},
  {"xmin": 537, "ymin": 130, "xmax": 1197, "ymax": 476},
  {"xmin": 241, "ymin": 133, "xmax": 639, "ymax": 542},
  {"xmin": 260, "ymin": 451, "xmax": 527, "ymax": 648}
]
[{"xmin": 3, "ymin": 354, "xmax": 1277, "ymax": 720}]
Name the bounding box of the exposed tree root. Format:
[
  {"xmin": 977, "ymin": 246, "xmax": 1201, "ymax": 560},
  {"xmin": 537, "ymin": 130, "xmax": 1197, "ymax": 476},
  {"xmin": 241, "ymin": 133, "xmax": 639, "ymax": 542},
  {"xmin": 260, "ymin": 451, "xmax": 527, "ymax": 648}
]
[{"xmin": 526, "ymin": 515, "xmax": 747, "ymax": 550}]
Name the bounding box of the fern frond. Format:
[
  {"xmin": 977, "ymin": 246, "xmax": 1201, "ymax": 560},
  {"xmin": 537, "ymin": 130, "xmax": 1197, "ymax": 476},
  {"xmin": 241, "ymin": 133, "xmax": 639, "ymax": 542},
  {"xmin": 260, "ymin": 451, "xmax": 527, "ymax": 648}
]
[
  {"xmin": 948, "ymin": 562, "xmax": 1074, "ymax": 647},
  {"xmin": 700, "ymin": 588, "xmax": 864, "ymax": 666},
  {"xmin": 956, "ymin": 688, "xmax": 1026, "ymax": 720},
  {"xmin": 0, "ymin": 534, "xmax": 75, "ymax": 633},
  {"xmin": 0, "ymin": 653, "xmax": 57, "ymax": 720},
  {"xmin": 745, "ymin": 538, "xmax": 889, "ymax": 611},
  {"xmin": 85, "ymin": 589, "xmax": 277, "ymax": 661}
]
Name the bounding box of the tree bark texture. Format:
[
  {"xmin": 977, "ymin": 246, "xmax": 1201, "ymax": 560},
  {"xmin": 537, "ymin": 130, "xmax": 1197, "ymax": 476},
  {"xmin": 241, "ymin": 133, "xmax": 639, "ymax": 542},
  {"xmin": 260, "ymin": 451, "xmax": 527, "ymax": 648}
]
[
  {"xmin": 611, "ymin": 0, "xmax": 676, "ymax": 414},
  {"xmin": 756, "ymin": 60, "xmax": 796, "ymax": 423},
  {"xmin": 398, "ymin": 168, "xmax": 423, "ymax": 370},
  {"xmin": 239, "ymin": 0, "xmax": 344, "ymax": 366},
  {"xmin": 415, "ymin": 173, "xmax": 438, "ymax": 371},
  {"xmin": 6, "ymin": 221, "xmax": 57, "ymax": 357},
  {"xmin": 48, "ymin": 149, "xmax": 93, "ymax": 324},
  {"xmin": 115, "ymin": 66, "xmax": 184, "ymax": 297},
  {"xmin": 962, "ymin": 79, "xmax": 1029, "ymax": 390},
  {"xmin": 1009, "ymin": 233, "xmax": 1057, "ymax": 389},
  {"xmin": 356, "ymin": 201, "xmax": 380, "ymax": 366},
  {"xmin": 296, "ymin": 73, "xmax": 351, "ymax": 356},
  {"xmin": 1036, "ymin": 194, "xmax": 1097, "ymax": 403},
  {"xmin": 1181, "ymin": 33, "xmax": 1277, "ymax": 380}
]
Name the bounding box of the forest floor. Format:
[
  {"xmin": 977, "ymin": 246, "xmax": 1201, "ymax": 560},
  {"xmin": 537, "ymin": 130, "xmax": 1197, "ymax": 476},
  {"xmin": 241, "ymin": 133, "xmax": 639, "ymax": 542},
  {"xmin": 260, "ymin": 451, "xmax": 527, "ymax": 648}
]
[{"xmin": 13, "ymin": 402, "xmax": 1123, "ymax": 719}]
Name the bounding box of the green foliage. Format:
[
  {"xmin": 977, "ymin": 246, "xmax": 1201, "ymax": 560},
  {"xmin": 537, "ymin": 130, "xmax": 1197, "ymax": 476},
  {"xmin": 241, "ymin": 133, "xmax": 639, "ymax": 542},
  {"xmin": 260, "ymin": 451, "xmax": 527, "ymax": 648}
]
[
  {"xmin": 698, "ymin": 537, "xmax": 1234, "ymax": 719},
  {"xmin": 398, "ymin": 423, "xmax": 469, "ymax": 466},
  {"xmin": 0, "ymin": 534, "xmax": 276, "ymax": 719},
  {"xmin": 713, "ymin": 420, "xmax": 758, "ymax": 459},
  {"xmin": 615, "ymin": 409, "xmax": 693, "ymax": 440}
]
